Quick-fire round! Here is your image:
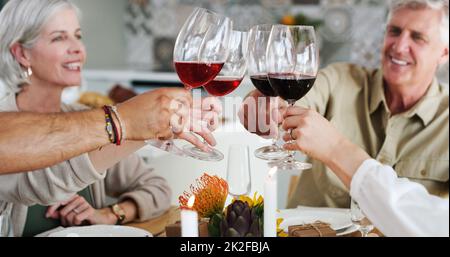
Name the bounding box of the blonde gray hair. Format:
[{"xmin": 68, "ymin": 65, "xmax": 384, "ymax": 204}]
[
  {"xmin": 0, "ymin": 0, "xmax": 81, "ymax": 92},
  {"xmin": 388, "ymin": 0, "xmax": 449, "ymax": 45}
]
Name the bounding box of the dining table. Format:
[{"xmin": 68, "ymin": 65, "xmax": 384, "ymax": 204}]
[{"xmin": 127, "ymin": 206, "xmax": 383, "ymax": 237}]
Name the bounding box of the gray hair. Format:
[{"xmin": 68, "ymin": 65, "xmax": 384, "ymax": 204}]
[
  {"xmin": 0, "ymin": 0, "xmax": 81, "ymax": 93},
  {"xmin": 388, "ymin": 0, "xmax": 449, "ymax": 45}
]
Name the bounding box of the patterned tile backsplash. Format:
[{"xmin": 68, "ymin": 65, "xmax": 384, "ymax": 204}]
[{"xmin": 125, "ymin": 0, "xmax": 389, "ymax": 72}]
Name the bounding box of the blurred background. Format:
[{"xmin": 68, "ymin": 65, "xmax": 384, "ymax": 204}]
[
  {"xmin": 1, "ymin": 0, "xmax": 448, "ymax": 94},
  {"xmin": 72, "ymin": 0, "xmax": 389, "ymax": 72}
]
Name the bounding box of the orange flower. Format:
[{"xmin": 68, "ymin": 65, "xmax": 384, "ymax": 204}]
[
  {"xmin": 281, "ymin": 15, "xmax": 296, "ymax": 25},
  {"xmin": 179, "ymin": 173, "xmax": 229, "ymax": 218}
]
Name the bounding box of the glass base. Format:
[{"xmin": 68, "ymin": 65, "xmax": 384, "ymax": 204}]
[
  {"xmin": 269, "ymin": 158, "xmax": 312, "ymax": 171},
  {"xmin": 182, "ymin": 145, "xmax": 224, "ymax": 162},
  {"xmin": 146, "ymin": 140, "xmax": 187, "ymax": 157},
  {"xmin": 254, "ymin": 145, "xmax": 289, "ymax": 161}
]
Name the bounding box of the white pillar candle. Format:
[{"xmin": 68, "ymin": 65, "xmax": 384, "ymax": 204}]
[
  {"xmin": 264, "ymin": 167, "xmax": 278, "ymax": 237},
  {"xmin": 181, "ymin": 196, "xmax": 199, "ymax": 237}
]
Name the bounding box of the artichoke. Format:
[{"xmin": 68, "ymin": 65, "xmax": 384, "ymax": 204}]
[{"xmin": 218, "ymin": 200, "xmax": 263, "ymax": 237}]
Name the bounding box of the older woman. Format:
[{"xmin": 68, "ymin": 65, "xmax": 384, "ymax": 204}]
[{"xmin": 0, "ymin": 0, "xmax": 216, "ymax": 237}]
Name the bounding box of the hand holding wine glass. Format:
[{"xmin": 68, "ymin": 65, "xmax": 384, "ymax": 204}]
[
  {"xmin": 173, "ymin": 96, "xmax": 224, "ymax": 150},
  {"xmin": 248, "ymin": 24, "xmax": 288, "ymax": 161},
  {"xmin": 173, "ymin": 7, "xmax": 232, "ymax": 162},
  {"xmin": 266, "ymin": 25, "xmax": 319, "ymax": 171},
  {"xmin": 129, "ymin": 88, "xmax": 216, "ymax": 153}
]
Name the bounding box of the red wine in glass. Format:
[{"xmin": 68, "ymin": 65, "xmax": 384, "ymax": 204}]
[
  {"xmin": 174, "ymin": 61, "xmax": 224, "ymax": 89},
  {"xmin": 250, "ymin": 75, "xmax": 278, "ymax": 97},
  {"xmin": 268, "ymin": 73, "xmax": 316, "ymax": 102},
  {"xmin": 266, "ymin": 25, "xmax": 319, "ymax": 171},
  {"xmin": 203, "ymin": 77, "xmax": 243, "ymax": 97}
]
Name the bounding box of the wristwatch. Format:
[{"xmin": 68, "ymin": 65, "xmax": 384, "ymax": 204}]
[{"xmin": 110, "ymin": 204, "xmax": 126, "ymax": 225}]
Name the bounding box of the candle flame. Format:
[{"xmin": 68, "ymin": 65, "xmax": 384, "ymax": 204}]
[
  {"xmin": 268, "ymin": 167, "xmax": 278, "ymax": 179},
  {"xmin": 188, "ymin": 195, "xmax": 196, "ymax": 209}
]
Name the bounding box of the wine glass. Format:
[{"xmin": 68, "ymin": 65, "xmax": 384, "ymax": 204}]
[
  {"xmin": 0, "ymin": 203, "xmax": 13, "ymax": 237},
  {"xmin": 226, "ymin": 144, "xmax": 251, "ymax": 198},
  {"xmin": 248, "ymin": 24, "xmax": 288, "ymax": 161},
  {"xmin": 350, "ymin": 199, "xmax": 374, "ymax": 237},
  {"xmin": 203, "ymin": 30, "xmax": 248, "ymax": 97},
  {"xmin": 174, "ymin": 7, "xmax": 232, "ymax": 162},
  {"xmin": 266, "ymin": 25, "xmax": 319, "ymax": 171}
]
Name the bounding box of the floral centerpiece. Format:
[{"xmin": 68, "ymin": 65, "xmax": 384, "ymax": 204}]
[
  {"xmin": 179, "ymin": 173, "xmax": 286, "ymax": 237},
  {"xmin": 179, "ymin": 173, "xmax": 229, "ymax": 219}
]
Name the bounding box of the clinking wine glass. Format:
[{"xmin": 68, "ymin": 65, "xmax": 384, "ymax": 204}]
[
  {"xmin": 266, "ymin": 25, "xmax": 319, "ymax": 171},
  {"xmin": 174, "ymin": 7, "xmax": 232, "ymax": 162},
  {"xmin": 200, "ymin": 29, "xmax": 248, "ymax": 161},
  {"xmin": 351, "ymin": 199, "xmax": 374, "ymax": 237},
  {"xmin": 226, "ymin": 144, "xmax": 251, "ymax": 198},
  {"xmin": 148, "ymin": 8, "xmax": 232, "ymax": 160},
  {"xmin": 203, "ymin": 30, "xmax": 248, "ymax": 97},
  {"xmin": 248, "ymin": 24, "xmax": 288, "ymax": 161}
]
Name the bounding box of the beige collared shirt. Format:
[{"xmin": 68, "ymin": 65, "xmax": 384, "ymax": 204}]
[{"xmin": 288, "ymin": 63, "xmax": 449, "ymax": 208}]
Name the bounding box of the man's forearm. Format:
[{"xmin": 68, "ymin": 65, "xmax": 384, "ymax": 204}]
[
  {"xmin": 0, "ymin": 110, "xmax": 109, "ymax": 174},
  {"xmin": 88, "ymin": 141, "xmax": 145, "ymax": 173}
]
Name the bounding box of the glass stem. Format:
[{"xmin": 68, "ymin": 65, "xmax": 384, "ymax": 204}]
[
  {"xmin": 271, "ymin": 138, "xmax": 277, "ymax": 147},
  {"xmin": 286, "ymin": 101, "xmax": 297, "ymax": 161},
  {"xmin": 271, "ymin": 124, "xmax": 281, "ymax": 147},
  {"xmin": 286, "ymin": 134, "xmax": 295, "ymax": 162},
  {"xmin": 362, "ymin": 230, "xmax": 368, "ymax": 237}
]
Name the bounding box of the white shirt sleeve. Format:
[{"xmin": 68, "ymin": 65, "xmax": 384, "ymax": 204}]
[{"xmin": 350, "ymin": 159, "xmax": 449, "ymax": 237}]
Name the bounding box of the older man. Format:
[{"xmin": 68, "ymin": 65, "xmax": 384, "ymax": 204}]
[{"xmin": 242, "ymin": 0, "xmax": 449, "ymax": 208}]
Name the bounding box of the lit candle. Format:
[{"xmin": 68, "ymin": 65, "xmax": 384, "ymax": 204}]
[
  {"xmin": 181, "ymin": 195, "xmax": 199, "ymax": 237},
  {"xmin": 264, "ymin": 167, "xmax": 278, "ymax": 237}
]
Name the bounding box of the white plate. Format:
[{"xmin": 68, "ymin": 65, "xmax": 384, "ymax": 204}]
[
  {"xmin": 336, "ymin": 225, "xmax": 359, "ymax": 236},
  {"xmin": 48, "ymin": 225, "xmax": 153, "ymax": 237},
  {"xmin": 278, "ymin": 208, "xmax": 353, "ymax": 232}
]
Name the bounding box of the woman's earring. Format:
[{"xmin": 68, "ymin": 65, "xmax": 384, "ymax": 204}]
[{"xmin": 23, "ymin": 67, "xmax": 32, "ymax": 79}]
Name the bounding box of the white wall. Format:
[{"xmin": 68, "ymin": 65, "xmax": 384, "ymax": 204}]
[{"xmin": 73, "ymin": 0, "xmax": 127, "ymax": 70}]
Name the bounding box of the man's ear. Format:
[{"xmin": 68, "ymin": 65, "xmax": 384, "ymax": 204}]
[
  {"xmin": 438, "ymin": 45, "xmax": 449, "ymax": 65},
  {"xmin": 10, "ymin": 43, "xmax": 31, "ymax": 68}
]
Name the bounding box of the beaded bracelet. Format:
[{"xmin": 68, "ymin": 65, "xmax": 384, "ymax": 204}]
[
  {"xmin": 109, "ymin": 106, "xmax": 121, "ymax": 145},
  {"xmin": 110, "ymin": 105, "xmax": 126, "ymax": 145},
  {"xmin": 103, "ymin": 106, "xmax": 116, "ymax": 144}
]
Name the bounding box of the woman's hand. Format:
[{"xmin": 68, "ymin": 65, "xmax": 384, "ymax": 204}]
[
  {"xmin": 46, "ymin": 195, "xmax": 116, "ymax": 227},
  {"xmin": 281, "ymin": 107, "xmax": 344, "ymax": 163},
  {"xmin": 281, "ymin": 106, "xmax": 371, "ymax": 188}
]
